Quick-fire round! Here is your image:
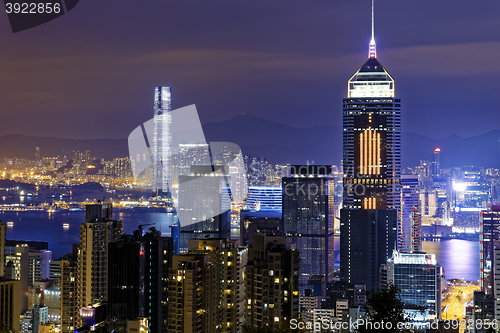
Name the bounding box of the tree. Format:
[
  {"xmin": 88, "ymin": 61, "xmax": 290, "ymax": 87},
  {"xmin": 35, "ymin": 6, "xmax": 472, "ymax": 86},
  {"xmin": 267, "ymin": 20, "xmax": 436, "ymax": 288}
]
[{"xmin": 356, "ymin": 283, "xmax": 425, "ymax": 333}]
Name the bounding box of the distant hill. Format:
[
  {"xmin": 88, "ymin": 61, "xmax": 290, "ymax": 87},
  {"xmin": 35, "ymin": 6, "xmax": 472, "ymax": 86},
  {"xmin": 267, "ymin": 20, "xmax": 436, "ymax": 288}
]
[
  {"xmin": 0, "ymin": 134, "xmax": 128, "ymax": 160},
  {"xmin": 0, "ymin": 115, "xmax": 499, "ymax": 168}
]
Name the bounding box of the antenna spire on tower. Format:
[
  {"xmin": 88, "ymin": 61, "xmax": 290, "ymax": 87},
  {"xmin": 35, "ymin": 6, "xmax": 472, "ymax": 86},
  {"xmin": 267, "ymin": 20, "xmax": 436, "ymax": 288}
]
[{"xmin": 369, "ymin": 0, "xmax": 377, "ymax": 58}]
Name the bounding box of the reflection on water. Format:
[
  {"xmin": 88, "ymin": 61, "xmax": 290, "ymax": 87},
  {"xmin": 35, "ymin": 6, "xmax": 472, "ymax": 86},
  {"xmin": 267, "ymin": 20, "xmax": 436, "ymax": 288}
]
[
  {"xmin": 0, "ymin": 210, "xmax": 178, "ymax": 258},
  {"xmin": 422, "ymin": 239, "xmax": 479, "ymax": 282},
  {"xmin": 0, "ymin": 210, "xmax": 481, "ymax": 282}
]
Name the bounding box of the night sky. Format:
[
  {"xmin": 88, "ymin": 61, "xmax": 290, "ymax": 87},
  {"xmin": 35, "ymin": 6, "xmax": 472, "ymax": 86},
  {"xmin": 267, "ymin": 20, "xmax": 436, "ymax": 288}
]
[{"xmin": 1, "ymin": 0, "xmax": 500, "ymax": 140}]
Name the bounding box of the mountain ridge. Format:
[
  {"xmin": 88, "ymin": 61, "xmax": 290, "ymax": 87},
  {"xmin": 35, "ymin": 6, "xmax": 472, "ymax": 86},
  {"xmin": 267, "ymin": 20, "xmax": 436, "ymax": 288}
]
[{"xmin": 0, "ymin": 115, "xmax": 499, "ymax": 168}]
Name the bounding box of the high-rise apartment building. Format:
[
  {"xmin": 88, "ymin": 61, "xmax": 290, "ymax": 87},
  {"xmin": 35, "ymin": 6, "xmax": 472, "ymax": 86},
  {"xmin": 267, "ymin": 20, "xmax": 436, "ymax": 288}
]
[
  {"xmin": 187, "ymin": 238, "xmax": 248, "ymax": 333},
  {"xmin": 244, "ymin": 233, "xmax": 300, "ymax": 330},
  {"xmin": 73, "ymin": 150, "xmax": 91, "ymax": 164},
  {"xmin": 152, "ymin": 86, "xmax": 173, "ymax": 197},
  {"xmin": 339, "ymin": 4, "xmax": 400, "ymax": 291},
  {"xmin": 282, "ymin": 165, "xmax": 335, "ymax": 294},
  {"xmin": 77, "ymin": 203, "xmax": 123, "ymax": 327},
  {"xmin": 0, "ymin": 278, "xmax": 21, "ymax": 332},
  {"xmin": 167, "ymin": 253, "xmax": 215, "ymax": 333},
  {"xmin": 113, "ymin": 157, "xmax": 133, "ymax": 178},
  {"xmin": 60, "ymin": 253, "xmax": 77, "ymax": 333}
]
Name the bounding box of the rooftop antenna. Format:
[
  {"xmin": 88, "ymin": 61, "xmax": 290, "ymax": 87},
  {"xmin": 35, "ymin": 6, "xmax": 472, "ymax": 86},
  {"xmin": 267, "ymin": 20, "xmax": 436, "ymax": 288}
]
[{"xmin": 369, "ymin": 0, "xmax": 377, "ymax": 58}]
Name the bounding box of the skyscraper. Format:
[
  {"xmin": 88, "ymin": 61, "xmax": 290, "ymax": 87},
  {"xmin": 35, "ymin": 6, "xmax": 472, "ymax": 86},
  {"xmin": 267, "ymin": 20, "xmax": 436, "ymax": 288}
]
[
  {"xmin": 480, "ymin": 206, "xmax": 500, "ymax": 294},
  {"xmin": 383, "ymin": 251, "xmax": 441, "ymax": 321},
  {"xmin": 282, "ymin": 165, "xmax": 335, "ymax": 294},
  {"xmin": 77, "ymin": 203, "xmax": 123, "ymax": 327},
  {"xmin": 152, "ymin": 86, "xmax": 173, "ymax": 198},
  {"xmin": 245, "ymin": 234, "xmax": 300, "ymax": 330},
  {"xmin": 401, "ymin": 175, "xmax": 419, "ymax": 253},
  {"xmin": 340, "ymin": 1, "xmax": 401, "ymax": 291},
  {"xmin": 431, "ymin": 148, "xmax": 441, "ymax": 180},
  {"xmin": 174, "ymin": 165, "xmax": 231, "ymax": 253}
]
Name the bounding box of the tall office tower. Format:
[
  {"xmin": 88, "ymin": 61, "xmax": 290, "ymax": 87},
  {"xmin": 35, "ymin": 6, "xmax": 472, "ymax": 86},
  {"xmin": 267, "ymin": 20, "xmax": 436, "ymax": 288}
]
[
  {"xmin": 187, "ymin": 238, "xmax": 248, "ymax": 333},
  {"xmin": 103, "ymin": 228, "xmax": 172, "ymax": 333},
  {"xmin": 245, "ymin": 233, "xmax": 300, "ymax": 330},
  {"xmin": 480, "ymin": 206, "xmax": 500, "ymax": 294},
  {"xmin": 431, "ymin": 148, "xmax": 441, "ymax": 179},
  {"xmin": 401, "ymin": 175, "xmax": 419, "ymax": 253},
  {"xmin": 282, "ymin": 165, "xmax": 335, "ymax": 295},
  {"xmin": 107, "ymin": 235, "xmax": 141, "ymax": 333},
  {"xmin": 247, "ymin": 186, "xmax": 283, "ymax": 212},
  {"xmin": 140, "ymin": 228, "xmax": 173, "ymax": 333},
  {"xmin": 175, "ymin": 165, "xmax": 231, "ymax": 253},
  {"xmin": 340, "ymin": 2, "xmax": 400, "ymax": 291},
  {"xmin": 60, "ymin": 254, "xmax": 77, "ymax": 333},
  {"xmin": 383, "ymin": 251, "xmax": 441, "ymax": 321},
  {"xmin": 152, "ymin": 86, "xmax": 173, "ymax": 197},
  {"xmin": 0, "ymin": 278, "xmax": 21, "ymax": 332},
  {"xmin": 168, "ymin": 253, "xmax": 215, "ymax": 333},
  {"xmin": 77, "ymin": 203, "xmax": 122, "ymax": 326}
]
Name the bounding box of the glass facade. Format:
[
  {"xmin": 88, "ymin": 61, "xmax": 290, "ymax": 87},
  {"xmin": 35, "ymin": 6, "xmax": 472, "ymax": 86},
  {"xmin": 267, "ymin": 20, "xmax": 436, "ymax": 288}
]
[
  {"xmin": 401, "ymin": 175, "xmax": 419, "ymax": 253},
  {"xmin": 152, "ymin": 86, "xmax": 172, "ymax": 197},
  {"xmin": 340, "ymin": 45, "xmax": 401, "ymax": 290},
  {"xmin": 389, "ymin": 252, "xmax": 440, "ymax": 318},
  {"xmin": 247, "ymin": 186, "xmax": 282, "ymax": 212},
  {"xmin": 480, "ymin": 208, "xmax": 500, "ymax": 294},
  {"xmin": 282, "ymin": 174, "xmax": 334, "ymax": 295}
]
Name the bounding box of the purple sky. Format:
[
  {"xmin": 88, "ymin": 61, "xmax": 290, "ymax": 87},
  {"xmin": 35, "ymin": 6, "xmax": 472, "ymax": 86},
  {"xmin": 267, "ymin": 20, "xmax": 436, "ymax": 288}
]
[{"xmin": 1, "ymin": 0, "xmax": 499, "ymax": 140}]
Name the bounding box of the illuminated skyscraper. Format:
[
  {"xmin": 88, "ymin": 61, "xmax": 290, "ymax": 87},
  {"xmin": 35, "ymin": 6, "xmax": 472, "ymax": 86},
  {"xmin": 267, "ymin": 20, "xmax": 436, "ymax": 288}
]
[
  {"xmin": 153, "ymin": 86, "xmax": 173, "ymax": 197},
  {"xmin": 401, "ymin": 175, "xmax": 419, "ymax": 253},
  {"xmin": 340, "ymin": 1, "xmax": 400, "ymax": 291},
  {"xmin": 282, "ymin": 165, "xmax": 335, "ymax": 295},
  {"xmin": 480, "ymin": 206, "xmax": 500, "ymax": 295},
  {"xmin": 431, "ymin": 148, "xmax": 441, "ymax": 180}
]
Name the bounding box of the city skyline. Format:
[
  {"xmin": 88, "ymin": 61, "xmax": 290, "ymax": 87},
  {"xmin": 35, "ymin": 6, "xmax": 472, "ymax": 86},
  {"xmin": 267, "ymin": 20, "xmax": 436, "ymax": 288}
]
[
  {"xmin": 0, "ymin": 1, "xmax": 499, "ymax": 332},
  {"xmin": 1, "ymin": 0, "xmax": 500, "ymax": 141}
]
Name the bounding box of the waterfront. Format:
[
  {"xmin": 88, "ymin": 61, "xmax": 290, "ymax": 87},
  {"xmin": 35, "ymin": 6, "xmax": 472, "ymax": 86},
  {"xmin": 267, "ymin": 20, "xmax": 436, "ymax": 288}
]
[
  {"xmin": 0, "ymin": 211, "xmax": 481, "ymax": 282},
  {"xmin": 0, "ymin": 210, "xmax": 177, "ymax": 258},
  {"xmin": 423, "ymin": 239, "xmax": 480, "ymax": 282}
]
